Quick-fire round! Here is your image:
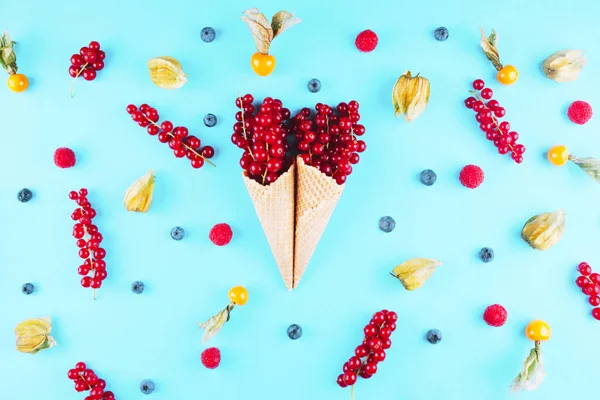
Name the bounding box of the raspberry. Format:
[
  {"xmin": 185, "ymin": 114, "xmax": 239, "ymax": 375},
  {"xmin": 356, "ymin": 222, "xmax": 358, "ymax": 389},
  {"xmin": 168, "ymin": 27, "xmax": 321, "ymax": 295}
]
[
  {"xmin": 355, "ymin": 30, "xmax": 378, "ymax": 52},
  {"xmin": 201, "ymin": 347, "xmax": 221, "ymax": 369},
  {"xmin": 54, "ymin": 147, "xmax": 76, "ymax": 168},
  {"xmin": 483, "ymin": 304, "xmax": 507, "ymax": 327},
  {"xmin": 459, "ymin": 165, "xmax": 484, "ymax": 189},
  {"xmin": 567, "ymin": 100, "xmax": 593, "ymax": 125},
  {"xmin": 209, "ymin": 223, "xmax": 233, "ymax": 246}
]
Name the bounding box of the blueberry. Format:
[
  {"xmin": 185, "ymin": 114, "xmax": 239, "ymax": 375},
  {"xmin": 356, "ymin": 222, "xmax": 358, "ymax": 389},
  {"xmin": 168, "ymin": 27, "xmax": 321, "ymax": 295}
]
[
  {"xmin": 22, "ymin": 283, "xmax": 34, "ymax": 295},
  {"xmin": 201, "ymin": 27, "xmax": 215, "ymax": 43},
  {"xmin": 307, "ymin": 78, "xmax": 321, "ymax": 93},
  {"xmin": 420, "ymin": 169, "xmax": 437, "ymax": 186},
  {"xmin": 170, "ymin": 226, "xmax": 185, "ymax": 241},
  {"xmin": 140, "ymin": 379, "xmax": 155, "ymax": 395},
  {"xmin": 131, "ymin": 281, "xmax": 145, "ymax": 294},
  {"xmin": 479, "ymin": 247, "xmax": 494, "ymax": 263},
  {"xmin": 426, "ymin": 329, "xmax": 442, "ymax": 344},
  {"xmin": 434, "ymin": 27, "xmax": 449, "ymax": 41},
  {"xmin": 287, "ymin": 324, "xmax": 302, "ymax": 340},
  {"xmin": 17, "ymin": 188, "xmax": 33, "ymax": 203},
  {"xmin": 379, "ymin": 216, "xmax": 395, "ymax": 233},
  {"xmin": 203, "ymin": 113, "xmax": 217, "ymax": 127}
]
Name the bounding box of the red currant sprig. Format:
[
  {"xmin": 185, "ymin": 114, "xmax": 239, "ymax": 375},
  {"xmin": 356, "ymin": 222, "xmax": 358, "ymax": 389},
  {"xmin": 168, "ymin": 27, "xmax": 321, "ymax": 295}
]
[
  {"xmin": 69, "ymin": 189, "xmax": 107, "ymax": 300},
  {"xmin": 575, "ymin": 262, "xmax": 600, "ymax": 320},
  {"xmin": 67, "ymin": 362, "xmax": 115, "ymax": 399},
  {"xmin": 127, "ymin": 104, "xmax": 216, "ymax": 169},
  {"xmin": 464, "ymin": 79, "xmax": 525, "ymax": 163},
  {"xmin": 289, "ymin": 101, "xmax": 366, "ymax": 185},
  {"xmin": 232, "ymin": 94, "xmax": 292, "ymax": 185},
  {"xmin": 69, "ymin": 41, "xmax": 105, "ymax": 98},
  {"xmin": 337, "ymin": 310, "xmax": 396, "ymax": 399}
]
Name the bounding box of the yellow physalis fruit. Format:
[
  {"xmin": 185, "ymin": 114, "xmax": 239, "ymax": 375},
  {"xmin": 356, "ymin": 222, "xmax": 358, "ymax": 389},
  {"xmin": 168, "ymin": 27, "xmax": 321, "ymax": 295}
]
[
  {"xmin": 480, "ymin": 27, "xmax": 518, "ymax": 85},
  {"xmin": 124, "ymin": 170, "xmax": 155, "ymax": 213},
  {"xmin": 228, "ymin": 285, "xmax": 248, "ymax": 306},
  {"xmin": 391, "ymin": 258, "xmax": 442, "ymax": 290},
  {"xmin": 148, "ymin": 56, "xmax": 187, "ymax": 89},
  {"xmin": 241, "ymin": 9, "xmax": 301, "ymax": 77},
  {"xmin": 392, "ymin": 71, "xmax": 430, "ymax": 122},
  {"xmin": 547, "ymin": 145, "xmax": 569, "ymax": 166},
  {"xmin": 525, "ymin": 320, "xmax": 551, "ymax": 342},
  {"xmin": 1, "ymin": 31, "xmax": 28, "ymax": 93},
  {"xmin": 15, "ymin": 317, "xmax": 57, "ymax": 354},
  {"xmin": 521, "ymin": 209, "xmax": 566, "ymax": 250}
]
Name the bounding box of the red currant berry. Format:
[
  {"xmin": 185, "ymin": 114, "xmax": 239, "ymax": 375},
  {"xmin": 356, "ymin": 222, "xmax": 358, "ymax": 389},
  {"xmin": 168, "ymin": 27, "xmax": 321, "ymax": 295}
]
[
  {"xmin": 481, "ymin": 88, "xmax": 493, "ymax": 99},
  {"xmin": 92, "ymin": 60, "xmax": 104, "ymax": 71},
  {"xmin": 494, "ymin": 107, "xmax": 506, "ymax": 117},
  {"xmin": 578, "ymin": 262, "xmax": 592, "ymax": 276},
  {"xmin": 75, "ymin": 362, "xmax": 87, "ymax": 371},
  {"xmin": 201, "ymin": 146, "xmax": 215, "ymax": 158},
  {"xmin": 364, "ymin": 324, "xmax": 378, "ymax": 337},
  {"xmin": 74, "ymin": 381, "xmax": 87, "ymax": 392},
  {"xmin": 71, "ymin": 54, "xmax": 84, "ymax": 68},
  {"xmin": 593, "ymin": 308, "xmax": 600, "ymax": 320},
  {"xmin": 355, "ymin": 344, "xmax": 369, "ymax": 358},
  {"xmin": 472, "ymin": 101, "xmax": 484, "ymax": 112},
  {"xmin": 191, "ymin": 157, "xmax": 205, "ymax": 169},
  {"xmin": 337, "ymin": 374, "xmax": 347, "ymax": 388},
  {"xmin": 372, "ymin": 349, "xmax": 386, "ymax": 362},
  {"xmin": 343, "ymin": 372, "xmax": 357, "ymax": 386},
  {"xmin": 359, "ymin": 371, "xmax": 372, "ymax": 379},
  {"xmin": 387, "ymin": 322, "xmax": 397, "ymax": 331},
  {"xmin": 78, "ymin": 265, "xmax": 90, "ymax": 275},
  {"xmin": 82, "ymin": 67, "xmax": 97, "ymax": 81},
  {"xmin": 382, "ymin": 338, "xmax": 392, "ymax": 349},
  {"xmin": 91, "ymin": 279, "xmax": 102, "ymax": 289},
  {"xmin": 173, "ymin": 126, "xmax": 189, "ymax": 139},
  {"xmin": 499, "ymin": 121, "xmax": 511, "ymax": 132},
  {"xmin": 95, "ymin": 269, "xmax": 108, "ymax": 281},
  {"xmin": 385, "ymin": 311, "xmax": 398, "ymax": 323},
  {"xmin": 368, "ymin": 337, "xmax": 383, "ymax": 350},
  {"xmin": 371, "ymin": 312, "xmax": 386, "ymax": 325},
  {"xmin": 590, "ymin": 296, "xmax": 600, "ymax": 307},
  {"xmin": 147, "ymin": 125, "xmax": 160, "ymax": 135},
  {"xmin": 126, "ymin": 104, "xmax": 137, "ymax": 114},
  {"xmin": 576, "ymin": 276, "xmax": 590, "ymax": 288},
  {"xmin": 348, "ymin": 356, "xmax": 361, "ymax": 370},
  {"xmin": 378, "ymin": 327, "xmax": 392, "ymax": 339},
  {"xmin": 67, "ymin": 369, "xmax": 79, "ymax": 380},
  {"xmin": 487, "ymin": 100, "xmax": 500, "ymax": 108},
  {"xmin": 464, "ymin": 97, "xmax": 476, "ymax": 109},
  {"xmin": 364, "ymin": 362, "xmax": 377, "ymax": 375},
  {"xmin": 89, "ymin": 41, "xmax": 100, "ymax": 51},
  {"xmin": 590, "ymin": 273, "xmax": 600, "ymax": 284},
  {"xmin": 94, "ymin": 248, "xmax": 106, "ymax": 259},
  {"xmin": 473, "ymin": 79, "xmax": 485, "ymax": 90}
]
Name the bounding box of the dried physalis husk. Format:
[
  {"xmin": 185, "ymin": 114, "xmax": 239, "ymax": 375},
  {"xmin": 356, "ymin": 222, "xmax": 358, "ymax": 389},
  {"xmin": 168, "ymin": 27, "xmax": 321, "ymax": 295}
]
[
  {"xmin": 0, "ymin": 30, "xmax": 18, "ymax": 74},
  {"xmin": 542, "ymin": 50, "xmax": 587, "ymax": 83},
  {"xmin": 15, "ymin": 317, "xmax": 57, "ymax": 354},
  {"xmin": 199, "ymin": 304, "xmax": 233, "ymax": 343},
  {"xmin": 124, "ymin": 170, "xmax": 155, "ymax": 212},
  {"xmin": 511, "ymin": 343, "xmax": 546, "ymax": 392},
  {"xmin": 241, "ymin": 9, "xmax": 301, "ymax": 54},
  {"xmin": 148, "ymin": 56, "xmax": 187, "ymax": 89},
  {"xmin": 392, "ymin": 71, "xmax": 430, "ymax": 122},
  {"xmin": 480, "ymin": 27, "xmax": 503, "ymax": 71},
  {"xmin": 521, "ymin": 209, "xmax": 566, "ymax": 250},
  {"xmin": 391, "ymin": 258, "xmax": 442, "ymax": 290},
  {"xmin": 569, "ymin": 155, "xmax": 600, "ymax": 183}
]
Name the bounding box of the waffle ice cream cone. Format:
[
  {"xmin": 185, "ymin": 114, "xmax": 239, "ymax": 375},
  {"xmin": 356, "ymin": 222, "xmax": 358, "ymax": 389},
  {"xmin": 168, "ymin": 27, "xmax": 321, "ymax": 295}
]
[
  {"xmin": 293, "ymin": 157, "xmax": 344, "ymax": 288},
  {"xmin": 243, "ymin": 164, "xmax": 296, "ymax": 290}
]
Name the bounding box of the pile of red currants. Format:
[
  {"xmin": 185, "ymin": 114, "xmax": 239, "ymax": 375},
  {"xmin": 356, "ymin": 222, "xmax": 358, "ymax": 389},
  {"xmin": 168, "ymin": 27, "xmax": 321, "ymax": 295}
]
[
  {"xmin": 575, "ymin": 262, "xmax": 600, "ymax": 320},
  {"xmin": 127, "ymin": 104, "xmax": 215, "ymax": 169},
  {"xmin": 69, "ymin": 189, "xmax": 107, "ymax": 297},
  {"xmin": 69, "ymin": 41, "xmax": 105, "ymax": 96},
  {"xmin": 464, "ymin": 79, "xmax": 525, "ymax": 163},
  {"xmin": 289, "ymin": 101, "xmax": 366, "ymax": 185},
  {"xmin": 67, "ymin": 362, "xmax": 115, "ymax": 399},
  {"xmin": 337, "ymin": 310, "xmax": 396, "ymax": 389},
  {"xmin": 232, "ymin": 94, "xmax": 293, "ymax": 185}
]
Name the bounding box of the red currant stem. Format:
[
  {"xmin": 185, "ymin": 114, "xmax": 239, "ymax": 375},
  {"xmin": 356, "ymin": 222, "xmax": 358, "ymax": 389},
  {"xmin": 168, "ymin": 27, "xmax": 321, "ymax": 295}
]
[
  {"xmin": 70, "ymin": 62, "xmax": 89, "ymax": 98},
  {"xmin": 143, "ymin": 115, "xmax": 216, "ymax": 167},
  {"xmin": 350, "ymin": 383, "xmax": 355, "ymax": 400},
  {"xmin": 469, "ymin": 90, "xmax": 516, "ymax": 154},
  {"xmin": 236, "ymin": 96, "xmax": 256, "ymax": 161}
]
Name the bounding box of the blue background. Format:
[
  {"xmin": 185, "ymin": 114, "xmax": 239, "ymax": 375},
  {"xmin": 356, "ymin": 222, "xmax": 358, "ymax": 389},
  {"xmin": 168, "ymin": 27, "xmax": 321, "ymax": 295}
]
[{"xmin": 2, "ymin": 0, "xmax": 599, "ymax": 399}]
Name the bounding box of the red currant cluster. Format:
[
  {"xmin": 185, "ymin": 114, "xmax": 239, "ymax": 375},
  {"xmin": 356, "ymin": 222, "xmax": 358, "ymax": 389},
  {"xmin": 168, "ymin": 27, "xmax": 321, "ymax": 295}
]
[
  {"xmin": 232, "ymin": 94, "xmax": 293, "ymax": 184},
  {"xmin": 464, "ymin": 79, "xmax": 525, "ymax": 163},
  {"xmin": 289, "ymin": 101, "xmax": 366, "ymax": 185},
  {"xmin": 67, "ymin": 362, "xmax": 115, "ymax": 399},
  {"xmin": 69, "ymin": 41, "xmax": 105, "ymax": 97},
  {"xmin": 575, "ymin": 262, "xmax": 600, "ymax": 320},
  {"xmin": 337, "ymin": 310, "xmax": 396, "ymax": 390},
  {"xmin": 69, "ymin": 189, "xmax": 107, "ymax": 298},
  {"xmin": 127, "ymin": 104, "xmax": 215, "ymax": 169}
]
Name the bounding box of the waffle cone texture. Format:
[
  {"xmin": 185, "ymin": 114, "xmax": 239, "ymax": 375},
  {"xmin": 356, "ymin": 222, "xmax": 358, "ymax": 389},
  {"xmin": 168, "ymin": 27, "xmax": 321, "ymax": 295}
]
[{"xmin": 242, "ymin": 157, "xmax": 344, "ymax": 290}]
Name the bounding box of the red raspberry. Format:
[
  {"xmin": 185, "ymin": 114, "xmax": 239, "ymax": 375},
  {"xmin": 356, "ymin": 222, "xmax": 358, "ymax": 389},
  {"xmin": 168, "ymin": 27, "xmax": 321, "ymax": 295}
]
[
  {"xmin": 355, "ymin": 30, "xmax": 378, "ymax": 52},
  {"xmin": 201, "ymin": 347, "xmax": 221, "ymax": 369},
  {"xmin": 483, "ymin": 304, "xmax": 507, "ymax": 327},
  {"xmin": 54, "ymin": 147, "xmax": 76, "ymax": 168},
  {"xmin": 459, "ymin": 165, "xmax": 484, "ymax": 189},
  {"xmin": 209, "ymin": 223, "xmax": 233, "ymax": 246},
  {"xmin": 567, "ymin": 100, "xmax": 593, "ymax": 125}
]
